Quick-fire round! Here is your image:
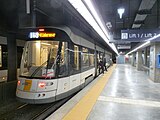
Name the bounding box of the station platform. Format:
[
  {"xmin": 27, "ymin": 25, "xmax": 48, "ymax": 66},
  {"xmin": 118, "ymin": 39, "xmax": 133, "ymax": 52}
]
[{"xmin": 46, "ymin": 64, "xmax": 160, "ymax": 120}]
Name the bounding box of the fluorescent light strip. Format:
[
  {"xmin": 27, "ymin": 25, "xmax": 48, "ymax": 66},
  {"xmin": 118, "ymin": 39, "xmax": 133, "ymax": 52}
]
[
  {"xmin": 68, "ymin": 0, "xmax": 119, "ymax": 55},
  {"xmin": 126, "ymin": 34, "xmax": 160, "ymax": 55},
  {"xmin": 68, "ymin": 0, "xmax": 106, "ymax": 41},
  {"xmin": 126, "ymin": 41, "xmax": 150, "ymax": 55},
  {"xmin": 83, "ymin": 0, "xmax": 109, "ymax": 40},
  {"xmin": 83, "ymin": 0, "xmax": 119, "ymax": 54}
]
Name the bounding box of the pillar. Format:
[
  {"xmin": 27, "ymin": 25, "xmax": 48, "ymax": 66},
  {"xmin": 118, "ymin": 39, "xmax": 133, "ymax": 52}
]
[
  {"xmin": 149, "ymin": 42, "xmax": 160, "ymax": 82},
  {"xmin": 7, "ymin": 33, "xmax": 17, "ymax": 81},
  {"xmin": 131, "ymin": 53, "xmax": 136, "ymax": 66},
  {"xmin": 144, "ymin": 48, "xmax": 147, "ymax": 66},
  {"xmin": 136, "ymin": 50, "xmax": 143, "ymax": 71}
]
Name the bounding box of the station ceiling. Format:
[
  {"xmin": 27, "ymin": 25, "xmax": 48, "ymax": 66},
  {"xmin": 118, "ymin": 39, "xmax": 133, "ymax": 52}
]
[
  {"xmin": 0, "ymin": 0, "xmax": 159, "ymax": 55},
  {"xmin": 94, "ymin": 0, "xmax": 159, "ymax": 53}
]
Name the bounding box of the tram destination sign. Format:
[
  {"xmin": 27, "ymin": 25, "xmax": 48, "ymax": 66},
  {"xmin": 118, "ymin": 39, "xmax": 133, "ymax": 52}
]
[
  {"xmin": 29, "ymin": 32, "xmax": 56, "ymax": 39},
  {"xmin": 121, "ymin": 29, "xmax": 160, "ymax": 42}
]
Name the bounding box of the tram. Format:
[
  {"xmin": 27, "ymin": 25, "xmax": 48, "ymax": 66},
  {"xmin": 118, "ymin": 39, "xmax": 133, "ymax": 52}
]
[{"xmin": 16, "ymin": 26, "xmax": 112, "ymax": 104}]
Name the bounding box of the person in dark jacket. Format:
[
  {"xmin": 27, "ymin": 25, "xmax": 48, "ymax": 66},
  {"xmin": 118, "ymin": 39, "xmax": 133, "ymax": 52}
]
[
  {"xmin": 103, "ymin": 59, "xmax": 107, "ymax": 71},
  {"xmin": 99, "ymin": 60, "xmax": 104, "ymax": 74}
]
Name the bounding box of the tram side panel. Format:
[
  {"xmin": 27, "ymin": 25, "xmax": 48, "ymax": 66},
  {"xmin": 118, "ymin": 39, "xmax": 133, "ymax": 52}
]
[{"xmin": 56, "ymin": 41, "xmax": 95, "ymax": 99}]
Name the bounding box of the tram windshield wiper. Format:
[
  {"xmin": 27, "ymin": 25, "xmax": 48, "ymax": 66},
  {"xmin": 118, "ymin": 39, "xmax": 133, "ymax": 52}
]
[
  {"xmin": 30, "ymin": 50, "xmax": 58, "ymax": 78},
  {"xmin": 30, "ymin": 49, "xmax": 52, "ymax": 77},
  {"xmin": 30, "ymin": 60, "xmax": 49, "ymax": 77}
]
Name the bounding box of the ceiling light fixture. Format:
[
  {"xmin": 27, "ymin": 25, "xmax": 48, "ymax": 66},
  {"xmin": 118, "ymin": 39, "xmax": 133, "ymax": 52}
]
[{"xmin": 117, "ymin": 8, "xmax": 125, "ymax": 19}]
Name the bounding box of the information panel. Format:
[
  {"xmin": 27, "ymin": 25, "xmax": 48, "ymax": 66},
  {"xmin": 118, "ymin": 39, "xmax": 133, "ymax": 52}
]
[{"xmin": 121, "ymin": 29, "xmax": 160, "ymax": 42}]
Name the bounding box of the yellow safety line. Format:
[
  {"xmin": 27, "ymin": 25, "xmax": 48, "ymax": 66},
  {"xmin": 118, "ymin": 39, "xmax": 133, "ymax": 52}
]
[{"xmin": 63, "ymin": 64, "xmax": 116, "ymax": 120}]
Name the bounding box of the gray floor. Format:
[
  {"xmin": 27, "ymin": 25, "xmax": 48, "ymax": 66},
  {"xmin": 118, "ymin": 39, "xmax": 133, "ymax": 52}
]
[{"xmin": 88, "ymin": 64, "xmax": 160, "ymax": 120}]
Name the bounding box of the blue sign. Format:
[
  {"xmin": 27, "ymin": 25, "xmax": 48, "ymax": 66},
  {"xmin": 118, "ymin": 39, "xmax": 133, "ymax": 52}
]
[
  {"xmin": 157, "ymin": 54, "xmax": 160, "ymax": 68},
  {"xmin": 121, "ymin": 29, "xmax": 160, "ymax": 42}
]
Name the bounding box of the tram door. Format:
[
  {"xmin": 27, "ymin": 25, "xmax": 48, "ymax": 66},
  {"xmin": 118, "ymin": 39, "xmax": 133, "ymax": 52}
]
[{"xmin": 96, "ymin": 51, "xmax": 100, "ymax": 75}]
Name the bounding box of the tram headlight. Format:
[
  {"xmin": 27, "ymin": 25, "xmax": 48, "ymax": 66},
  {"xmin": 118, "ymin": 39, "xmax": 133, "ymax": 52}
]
[
  {"xmin": 38, "ymin": 82, "xmax": 46, "ymax": 88},
  {"xmin": 17, "ymin": 80, "xmax": 21, "ymax": 86}
]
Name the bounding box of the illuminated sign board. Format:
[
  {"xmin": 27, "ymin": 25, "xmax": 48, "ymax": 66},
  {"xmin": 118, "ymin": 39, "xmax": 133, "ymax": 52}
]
[
  {"xmin": 117, "ymin": 45, "xmax": 131, "ymax": 49},
  {"xmin": 121, "ymin": 29, "xmax": 160, "ymax": 42},
  {"xmin": 29, "ymin": 32, "xmax": 56, "ymax": 39}
]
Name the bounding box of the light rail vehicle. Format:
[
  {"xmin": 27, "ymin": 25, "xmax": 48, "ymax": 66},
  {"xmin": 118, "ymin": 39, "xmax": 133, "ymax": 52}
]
[{"xmin": 16, "ymin": 26, "xmax": 112, "ymax": 104}]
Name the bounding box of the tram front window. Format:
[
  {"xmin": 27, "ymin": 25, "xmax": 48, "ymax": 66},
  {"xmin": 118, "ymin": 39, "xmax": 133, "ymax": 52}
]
[{"xmin": 20, "ymin": 41, "xmax": 59, "ymax": 78}]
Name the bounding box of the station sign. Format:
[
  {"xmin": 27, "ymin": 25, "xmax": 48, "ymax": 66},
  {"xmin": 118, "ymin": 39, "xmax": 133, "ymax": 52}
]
[
  {"xmin": 117, "ymin": 45, "xmax": 131, "ymax": 49},
  {"xmin": 121, "ymin": 29, "xmax": 160, "ymax": 42},
  {"xmin": 29, "ymin": 32, "xmax": 56, "ymax": 39}
]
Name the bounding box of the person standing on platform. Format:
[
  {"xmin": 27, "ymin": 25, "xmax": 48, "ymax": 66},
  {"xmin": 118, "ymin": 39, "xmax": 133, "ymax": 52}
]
[
  {"xmin": 103, "ymin": 58, "xmax": 107, "ymax": 71},
  {"xmin": 99, "ymin": 60, "xmax": 104, "ymax": 74}
]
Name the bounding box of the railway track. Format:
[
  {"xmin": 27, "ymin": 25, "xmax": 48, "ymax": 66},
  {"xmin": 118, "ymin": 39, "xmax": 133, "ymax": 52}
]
[{"xmin": 0, "ymin": 96, "xmax": 73, "ymax": 120}]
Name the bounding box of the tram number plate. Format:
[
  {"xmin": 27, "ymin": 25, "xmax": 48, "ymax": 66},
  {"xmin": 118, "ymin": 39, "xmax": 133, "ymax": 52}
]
[{"xmin": 23, "ymin": 80, "xmax": 32, "ymax": 91}]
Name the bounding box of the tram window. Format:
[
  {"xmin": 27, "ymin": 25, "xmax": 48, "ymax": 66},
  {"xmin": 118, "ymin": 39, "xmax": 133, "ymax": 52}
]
[
  {"xmin": 69, "ymin": 44, "xmax": 80, "ymax": 75},
  {"xmin": 59, "ymin": 42, "xmax": 68, "ymax": 77},
  {"xmin": 89, "ymin": 51, "xmax": 95, "ymax": 67},
  {"xmin": 2, "ymin": 45, "xmax": 7, "ymax": 69},
  {"xmin": 82, "ymin": 47, "xmax": 89, "ymax": 68},
  {"xmin": 20, "ymin": 41, "xmax": 60, "ymax": 78},
  {"xmin": 0, "ymin": 46, "xmax": 2, "ymax": 67},
  {"xmin": 99, "ymin": 52, "xmax": 103, "ymax": 60},
  {"xmin": 73, "ymin": 45, "xmax": 80, "ymax": 70}
]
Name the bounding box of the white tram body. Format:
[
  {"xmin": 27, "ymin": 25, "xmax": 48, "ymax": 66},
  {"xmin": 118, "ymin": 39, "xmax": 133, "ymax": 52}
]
[{"xmin": 16, "ymin": 26, "xmax": 112, "ymax": 104}]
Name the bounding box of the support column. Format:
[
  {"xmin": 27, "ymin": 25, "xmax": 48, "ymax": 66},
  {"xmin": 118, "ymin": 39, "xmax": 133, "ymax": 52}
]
[
  {"xmin": 7, "ymin": 33, "xmax": 17, "ymax": 82},
  {"xmin": 131, "ymin": 53, "xmax": 135, "ymax": 66},
  {"xmin": 136, "ymin": 50, "xmax": 143, "ymax": 71},
  {"xmin": 149, "ymin": 42, "xmax": 160, "ymax": 82},
  {"xmin": 144, "ymin": 48, "xmax": 147, "ymax": 66}
]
